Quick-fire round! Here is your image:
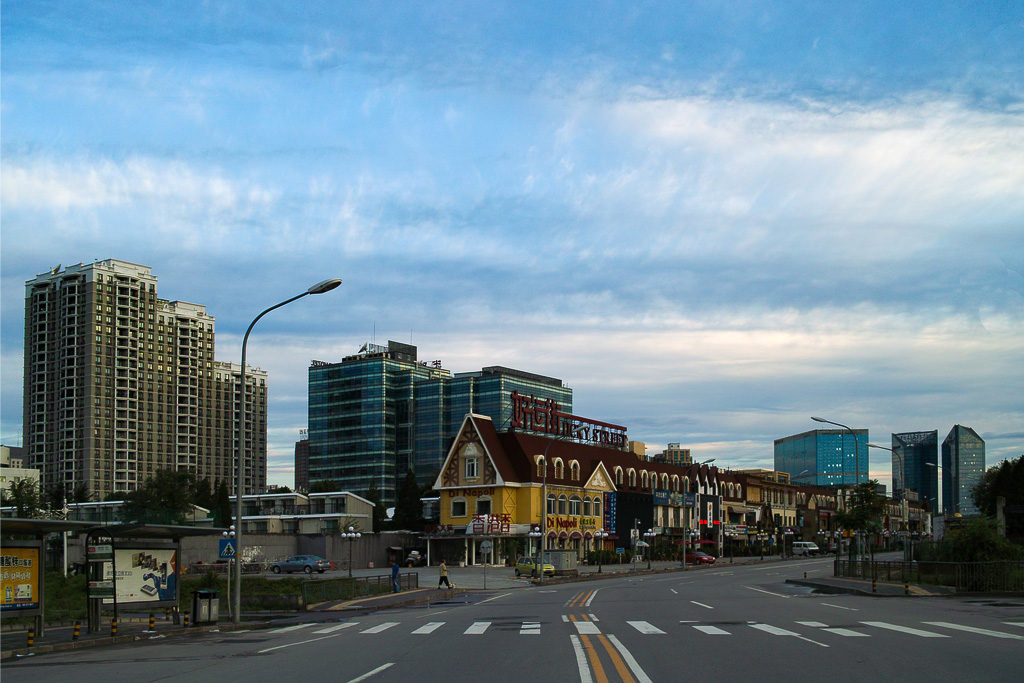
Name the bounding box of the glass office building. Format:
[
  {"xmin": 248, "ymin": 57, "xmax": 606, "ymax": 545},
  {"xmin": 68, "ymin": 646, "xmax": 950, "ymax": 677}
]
[
  {"xmin": 774, "ymin": 429, "xmax": 869, "ymax": 487},
  {"xmin": 941, "ymin": 425, "xmax": 985, "ymax": 516},
  {"xmin": 309, "ymin": 342, "xmax": 571, "ymax": 506},
  {"xmin": 892, "ymin": 431, "xmax": 938, "ymax": 512}
]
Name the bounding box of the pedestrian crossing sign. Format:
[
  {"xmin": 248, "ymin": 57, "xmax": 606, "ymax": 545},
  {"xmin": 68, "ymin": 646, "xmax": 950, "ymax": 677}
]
[{"xmin": 219, "ymin": 538, "xmax": 237, "ymax": 559}]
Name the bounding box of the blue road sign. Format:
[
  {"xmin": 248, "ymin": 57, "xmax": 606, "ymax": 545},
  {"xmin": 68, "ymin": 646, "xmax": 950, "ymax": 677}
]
[{"xmin": 219, "ymin": 538, "xmax": 237, "ymax": 559}]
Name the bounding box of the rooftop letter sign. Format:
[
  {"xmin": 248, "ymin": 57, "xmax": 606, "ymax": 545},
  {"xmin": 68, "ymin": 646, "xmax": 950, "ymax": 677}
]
[{"xmin": 509, "ymin": 391, "xmax": 627, "ymax": 448}]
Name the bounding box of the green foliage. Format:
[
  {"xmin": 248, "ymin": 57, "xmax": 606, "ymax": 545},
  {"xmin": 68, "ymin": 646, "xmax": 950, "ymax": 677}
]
[
  {"xmin": 924, "ymin": 517, "xmax": 1024, "ymax": 562},
  {"xmin": 835, "ymin": 480, "xmax": 886, "ymax": 534},
  {"xmin": 308, "ymin": 479, "xmax": 339, "ymax": 493},
  {"xmin": 1, "ymin": 479, "xmax": 44, "ymax": 517},
  {"xmin": 973, "ymin": 455, "xmax": 1024, "ymax": 539},
  {"xmin": 120, "ymin": 469, "xmax": 199, "ymax": 524},
  {"xmin": 364, "ymin": 480, "xmax": 386, "ymax": 531},
  {"xmin": 213, "ymin": 480, "xmax": 233, "ymax": 527}
]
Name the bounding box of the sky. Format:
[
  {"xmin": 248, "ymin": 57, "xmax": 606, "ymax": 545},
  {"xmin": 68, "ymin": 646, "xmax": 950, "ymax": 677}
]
[{"xmin": 2, "ymin": 1, "xmax": 1022, "ymax": 495}]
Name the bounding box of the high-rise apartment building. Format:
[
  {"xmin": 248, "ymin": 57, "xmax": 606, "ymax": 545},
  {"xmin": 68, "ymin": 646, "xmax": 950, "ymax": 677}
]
[
  {"xmin": 652, "ymin": 443, "xmax": 691, "ymax": 466},
  {"xmin": 891, "ymin": 430, "xmax": 938, "ymax": 511},
  {"xmin": 294, "ymin": 434, "xmax": 310, "ymax": 492},
  {"xmin": 941, "ymin": 425, "xmax": 985, "ymax": 516},
  {"xmin": 774, "ymin": 428, "xmax": 869, "ymax": 487},
  {"xmin": 307, "ymin": 341, "xmax": 572, "ymax": 506},
  {"xmin": 22, "ymin": 260, "xmax": 266, "ymax": 500}
]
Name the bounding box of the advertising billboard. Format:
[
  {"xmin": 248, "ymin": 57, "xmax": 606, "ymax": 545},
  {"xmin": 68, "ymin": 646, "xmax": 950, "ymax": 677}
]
[
  {"xmin": 1, "ymin": 545, "xmax": 41, "ymax": 613},
  {"xmin": 103, "ymin": 548, "xmax": 178, "ymax": 604}
]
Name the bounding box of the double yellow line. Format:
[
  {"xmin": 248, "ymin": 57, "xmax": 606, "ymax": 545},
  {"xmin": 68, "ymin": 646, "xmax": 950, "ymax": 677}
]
[
  {"xmin": 568, "ymin": 589, "xmax": 597, "ymax": 608},
  {"xmin": 569, "ymin": 614, "xmax": 636, "ymax": 683}
]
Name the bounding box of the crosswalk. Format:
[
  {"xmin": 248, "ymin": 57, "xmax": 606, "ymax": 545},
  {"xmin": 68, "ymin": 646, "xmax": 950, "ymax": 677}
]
[{"xmin": 259, "ymin": 618, "xmax": 1024, "ymax": 642}]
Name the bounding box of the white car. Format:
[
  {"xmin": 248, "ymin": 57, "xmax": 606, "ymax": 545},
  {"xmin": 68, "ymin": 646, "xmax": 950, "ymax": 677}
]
[{"xmin": 791, "ymin": 542, "xmax": 820, "ymax": 556}]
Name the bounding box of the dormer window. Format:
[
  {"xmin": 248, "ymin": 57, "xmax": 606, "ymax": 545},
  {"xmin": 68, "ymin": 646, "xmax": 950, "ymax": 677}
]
[{"xmin": 465, "ymin": 456, "xmax": 479, "ymax": 479}]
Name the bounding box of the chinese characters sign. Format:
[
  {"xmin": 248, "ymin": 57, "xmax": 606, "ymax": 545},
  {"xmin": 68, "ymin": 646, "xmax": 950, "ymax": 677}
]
[
  {"xmin": 1, "ymin": 546, "xmax": 40, "ymax": 612},
  {"xmin": 509, "ymin": 391, "xmax": 627, "ymax": 449}
]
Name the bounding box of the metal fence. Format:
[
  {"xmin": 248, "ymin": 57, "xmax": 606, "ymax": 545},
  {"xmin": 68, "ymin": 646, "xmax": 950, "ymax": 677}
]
[
  {"xmin": 301, "ymin": 573, "xmax": 420, "ymax": 607},
  {"xmin": 836, "ymin": 559, "xmax": 1024, "ymax": 592}
]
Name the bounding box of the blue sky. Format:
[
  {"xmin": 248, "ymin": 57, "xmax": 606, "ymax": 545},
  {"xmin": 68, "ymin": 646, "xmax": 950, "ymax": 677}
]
[{"xmin": 3, "ymin": 1, "xmax": 1022, "ymax": 492}]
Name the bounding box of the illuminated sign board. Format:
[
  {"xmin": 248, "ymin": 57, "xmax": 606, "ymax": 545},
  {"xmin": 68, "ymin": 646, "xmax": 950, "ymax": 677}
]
[
  {"xmin": 102, "ymin": 548, "xmax": 178, "ymax": 604},
  {"xmin": 1, "ymin": 546, "xmax": 41, "ymax": 612},
  {"xmin": 509, "ymin": 391, "xmax": 627, "ymax": 448}
]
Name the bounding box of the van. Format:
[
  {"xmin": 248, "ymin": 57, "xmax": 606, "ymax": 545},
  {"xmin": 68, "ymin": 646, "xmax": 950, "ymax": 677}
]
[{"xmin": 791, "ymin": 542, "xmax": 819, "ymax": 556}]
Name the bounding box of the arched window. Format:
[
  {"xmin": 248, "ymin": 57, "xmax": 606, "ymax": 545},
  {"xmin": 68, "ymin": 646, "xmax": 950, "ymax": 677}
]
[
  {"xmin": 671, "ymin": 475, "xmax": 679, "ymax": 492},
  {"xmin": 683, "ymin": 477, "xmax": 690, "ymax": 493},
  {"xmin": 569, "ymin": 495, "xmax": 582, "ymax": 516},
  {"xmin": 570, "ymin": 460, "xmax": 580, "ymax": 481},
  {"xmin": 592, "ymin": 496, "xmax": 602, "ymax": 518},
  {"xmin": 615, "ymin": 467, "xmax": 624, "ymax": 486},
  {"xmin": 536, "ymin": 456, "xmax": 545, "ymax": 478},
  {"xmin": 475, "ymin": 496, "xmax": 492, "ymax": 515},
  {"xmin": 583, "ymin": 497, "xmax": 592, "ymax": 516},
  {"xmin": 546, "ymin": 493, "xmax": 556, "ymax": 515},
  {"xmin": 558, "ymin": 494, "xmax": 568, "ymax": 515},
  {"xmin": 553, "ymin": 458, "xmax": 564, "ymax": 479},
  {"xmin": 661, "ymin": 473, "xmax": 669, "ymax": 489},
  {"xmin": 641, "ymin": 471, "xmax": 649, "ymax": 489},
  {"xmin": 628, "ymin": 469, "xmax": 637, "ymax": 487}
]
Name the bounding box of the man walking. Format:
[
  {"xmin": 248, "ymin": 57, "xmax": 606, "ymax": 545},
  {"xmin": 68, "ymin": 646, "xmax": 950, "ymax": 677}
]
[
  {"xmin": 438, "ymin": 559, "xmax": 451, "ymax": 589},
  {"xmin": 391, "ymin": 559, "xmax": 400, "ymax": 593}
]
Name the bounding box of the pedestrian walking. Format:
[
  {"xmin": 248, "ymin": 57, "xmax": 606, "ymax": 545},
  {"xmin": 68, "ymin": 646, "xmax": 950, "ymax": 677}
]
[
  {"xmin": 438, "ymin": 559, "xmax": 451, "ymax": 589},
  {"xmin": 391, "ymin": 559, "xmax": 401, "ymax": 593}
]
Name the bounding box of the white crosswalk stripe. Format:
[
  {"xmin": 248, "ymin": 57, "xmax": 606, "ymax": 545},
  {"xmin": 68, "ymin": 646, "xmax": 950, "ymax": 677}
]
[
  {"xmin": 692, "ymin": 625, "xmax": 730, "ymax": 635},
  {"xmin": 861, "ymin": 621, "xmax": 949, "ymax": 638},
  {"xmin": 313, "ymin": 623, "xmax": 358, "ymax": 634},
  {"xmin": 361, "ymin": 622, "xmax": 399, "ymax": 634},
  {"xmin": 628, "ymin": 621, "xmax": 666, "ymax": 634},
  {"xmin": 521, "ymin": 622, "xmax": 542, "ymax": 635},
  {"xmin": 465, "ymin": 622, "xmax": 490, "ymax": 635},
  {"xmin": 573, "ymin": 620, "xmax": 601, "ymax": 635},
  {"xmin": 924, "ymin": 622, "xmax": 1024, "ymax": 640},
  {"xmin": 750, "ymin": 624, "xmax": 801, "ymax": 637},
  {"xmin": 797, "ymin": 621, "xmax": 868, "ymax": 637},
  {"xmin": 412, "ymin": 622, "xmax": 445, "ymax": 635},
  {"xmin": 267, "ymin": 623, "xmax": 317, "ymax": 634}
]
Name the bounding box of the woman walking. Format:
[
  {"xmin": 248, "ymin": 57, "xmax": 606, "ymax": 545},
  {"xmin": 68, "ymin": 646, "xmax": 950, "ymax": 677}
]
[{"xmin": 438, "ymin": 559, "xmax": 451, "ymax": 589}]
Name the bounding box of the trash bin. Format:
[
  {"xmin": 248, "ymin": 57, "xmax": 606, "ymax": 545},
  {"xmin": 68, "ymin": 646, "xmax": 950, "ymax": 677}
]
[{"xmin": 191, "ymin": 590, "xmax": 219, "ymax": 625}]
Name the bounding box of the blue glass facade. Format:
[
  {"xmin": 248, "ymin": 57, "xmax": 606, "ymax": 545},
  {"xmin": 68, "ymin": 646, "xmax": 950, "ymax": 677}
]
[
  {"xmin": 309, "ymin": 343, "xmax": 571, "ymax": 506},
  {"xmin": 941, "ymin": 425, "xmax": 985, "ymax": 516},
  {"xmin": 774, "ymin": 429, "xmax": 869, "ymax": 486},
  {"xmin": 892, "ymin": 431, "xmax": 938, "ymax": 512}
]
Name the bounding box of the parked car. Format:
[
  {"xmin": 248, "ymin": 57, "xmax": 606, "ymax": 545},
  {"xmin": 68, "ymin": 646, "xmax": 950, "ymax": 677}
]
[
  {"xmin": 791, "ymin": 542, "xmax": 820, "ymax": 556},
  {"xmin": 684, "ymin": 551, "xmax": 716, "ymax": 565},
  {"xmin": 270, "ymin": 555, "xmax": 331, "ymax": 574},
  {"xmin": 514, "ymin": 556, "xmax": 555, "ymax": 577},
  {"xmin": 405, "ymin": 551, "xmax": 427, "ymax": 567}
]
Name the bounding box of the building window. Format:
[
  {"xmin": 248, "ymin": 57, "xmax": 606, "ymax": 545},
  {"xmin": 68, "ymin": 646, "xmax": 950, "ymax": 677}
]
[
  {"xmin": 641, "ymin": 471, "xmax": 649, "ymax": 490},
  {"xmin": 569, "ymin": 495, "xmax": 582, "ymax": 516},
  {"xmin": 465, "ymin": 457, "xmax": 479, "ymax": 480},
  {"xmin": 583, "ymin": 497, "xmax": 592, "ymax": 516},
  {"xmin": 475, "ymin": 496, "xmax": 492, "ymax": 515},
  {"xmin": 554, "ymin": 458, "xmax": 564, "ymax": 479},
  {"xmin": 629, "ymin": 469, "xmax": 637, "ymax": 487},
  {"xmin": 615, "ymin": 467, "xmax": 623, "ymax": 486},
  {"xmin": 451, "ymin": 497, "xmax": 467, "ymax": 518},
  {"xmin": 570, "ymin": 461, "xmax": 580, "ymax": 480},
  {"xmin": 547, "ymin": 493, "xmax": 556, "ymax": 516},
  {"xmin": 536, "ymin": 456, "xmax": 545, "ymax": 478},
  {"xmin": 558, "ymin": 495, "xmax": 568, "ymax": 515},
  {"xmin": 593, "ymin": 496, "xmax": 602, "ymax": 518}
]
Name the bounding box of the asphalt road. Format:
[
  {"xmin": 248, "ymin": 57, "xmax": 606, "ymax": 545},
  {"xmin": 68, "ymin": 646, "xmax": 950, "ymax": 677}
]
[{"xmin": 5, "ymin": 558, "xmax": 1023, "ymax": 683}]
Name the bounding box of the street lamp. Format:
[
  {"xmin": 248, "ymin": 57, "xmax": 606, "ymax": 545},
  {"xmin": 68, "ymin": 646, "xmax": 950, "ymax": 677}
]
[
  {"xmin": 222, "ymin": 526, "xmax": 235, "ymax": 620},
  {"xmin": 811, "ymin": 416, "xmax": 860, "ymax": 567},
  {"xmin": 593, "ymin": 529, "xmax": 608, "ymax": 573},
  {"xmin": 233, "ymin": 278, "xmax": 342, "ymax": 624},
  {"xmin": 342, "ymin": 525, "xmax": 361, "ymax": 578},
  {"xmin": 644, "ymin": 529, "xmax": 655, "ymax": 569},
  {"xmin": 528, "ymin": 527, "xmax": 543, "ymax": 578}
]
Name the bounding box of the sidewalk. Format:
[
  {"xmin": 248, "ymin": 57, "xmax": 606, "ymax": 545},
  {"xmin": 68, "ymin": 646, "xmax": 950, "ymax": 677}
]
[{"xmin": 786, "ymin": 576, "xmax": 956, "ymax": 597}]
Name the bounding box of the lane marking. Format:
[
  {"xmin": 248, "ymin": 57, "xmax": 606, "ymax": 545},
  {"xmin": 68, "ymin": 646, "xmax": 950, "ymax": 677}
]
[
  {"xmin": 1005, "ymin": 622, "xmax": 1024, "ymax": 628},
  {"xmin": 750, "ymin": 623, "xmax": 829, "ymax": 647},
  {"xmin": 258, "ymin": 632, "xmax": 345, "ymax": 653},
  {"xmin": 346, "ymin": 663, "xmax": 394, "ymax": 683},
  {"xmin": 797, "ymin": 621, "xmax": 829, "ymax": 627},
  {"xmin": 521, "ymin": 622, "xmax": 542, "ymax": 635},
  {"xmin": 607, "ymin": 634, "xmax": 654, "ymax": 683},
  {"xmin": 924, "ymin": 622, "xmax": 1024, "ymax": 640},
  {"xmin": 597, "ymin": 634, "xmax": 637, "ymax": 683},
  {"xmin": 693, "ymin": 625, "xmax": 730, "ymax": 635},
  {"xmin": 743, "ymin": 585, "xmax": 791, "ymax": 598},
  {"xmin": 465, "ymin": 621, "xmax": 491, "ymax": 635},
  {"xmin": 361, "ymin": 622, "xmax": 399, "ymax": 634},
  {"xmin": 267, "ymin": 623, "xmax": 317, "ymax": 633},
  {"xmin": 573, "ymin": 620, "xmax": 602, "ymax": 635},
  {"xmin": 579, "ymin": 635, "xmax": 608, "ymax": 683},
  {"xmin": 821, "ymin": 603, "xmax": 858, "ymax": 611},
  {"xmin": 412, "ymin": 622, "xmax": 445, "ymax": 634},
  {"xmin": 670, "ymin": 589, "xmax": 678, "ymax": 594},
  {"xmin": 691, "ymin": 601, "xmax": 714, "ymax": 610},
  {"xmin": 589, "ymin": 614, "xmax": 600, "ymax": 622},
  {"xmin": 563, "ymin": 615, "xmax": 571, "ymax": 623},
  {"xmin": 861, "ymin": 621, "xmax": 949, "ymax": 638},
  {"xmin": 628, "ymin": 621, "xmax": 666, "ymax": 634},
  {"xmin": 477, "ymin": 593, "xmax": 510, "ymax": 605},
  {"xmin": 585, "ymin": 589, "xmax": 600, "ymax": 607},
  {"xmin": 314, "ymin": 623, "xmax": 358, "ymax": 634},
  {"xmin": 798, "ymin": 622, "xmax": 868, "ymax": 637},
  {"xmin": 570, "ymin": 635, "xmax": 596, "ymax": 683}
]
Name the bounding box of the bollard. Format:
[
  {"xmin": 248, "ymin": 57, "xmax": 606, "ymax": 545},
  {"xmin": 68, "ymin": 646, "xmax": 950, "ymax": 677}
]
[
  {"xmin": 804, "ymin": 572, "xmax": 807, "ymax": 579},
  {"xmin": 165, "ymin": 608, "xmax": 171, "ymax": 621},
  {"xmin": 872, "ymin": 579, "xmax": 877, "ymax": 593},
  {"xmin": 111, "ymin": 617, "xmax": 118, "ymax": 637},
  {"xmin": 149, "ymin": 613, "xmax": 156, "ymax": 631},
  {"xmin": 184, "ymin": 611, "xmax": 190, "ymax": 628},
  {"xmin": 27, "ymin": 628, "xmax": 35, "ymax": 648},
  {"xmin": 905, "ymin": 581, "xmax": 910, "ymax": 596},
  {"xmin": 73, "ymin": 621, "xmax": 81, "ymax": 641}
]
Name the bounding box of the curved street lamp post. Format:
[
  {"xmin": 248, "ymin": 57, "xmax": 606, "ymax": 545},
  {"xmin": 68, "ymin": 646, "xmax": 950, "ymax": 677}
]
[
  {"xmin": 233, "ymin": 278, "xmax": 341, "ymax": 624},
  {"xmin": 811, "ymin": 416, "xmax": 860, "ymax": 567}
]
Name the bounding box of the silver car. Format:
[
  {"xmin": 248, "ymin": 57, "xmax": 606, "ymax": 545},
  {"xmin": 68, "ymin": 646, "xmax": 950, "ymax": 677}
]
[{"xmin": 271, "ymin": 554, "xmax": 331, "ymax": 574}]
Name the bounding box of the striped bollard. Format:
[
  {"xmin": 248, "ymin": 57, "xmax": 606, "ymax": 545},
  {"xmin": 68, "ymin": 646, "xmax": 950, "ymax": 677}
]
[
  {"xmin": 184, "ymin": 611, "xmax": 190, "ymax": 628},
  {"xmin": 73, "ymin": 621, "xmax": 81, "ymax": 641},
  {"xmin": 27, "ymin": 628, "xmax": 35, "ymax": 648},
  {"xmin": 165, "ymin": 608, "xmax": 171, "ymax": 621},
  {"xmin": 149, "ymin": 613, "xmax": 155, "ymax": 631},
  {"xmin": 111, "ymin": 617, "xmax": 118, "ymax": 637},
  {"xmin": 872, "ymin": 579, "xmax": 877, "ymax": 593},
  {"xmin": 904, "ymin": 581, "xmax": 910, "ymax": 595}
]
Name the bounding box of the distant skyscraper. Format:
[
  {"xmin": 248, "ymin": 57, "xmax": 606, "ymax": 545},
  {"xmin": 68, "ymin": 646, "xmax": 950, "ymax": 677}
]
[
  {"xmin": 307, "ymin": 341, "xmax": 572, "ymax": 506},
  {"xmin": 774, "ymin": 429, "xmax": 869, "ymax": 486},
  {"xmin": 22, "ymin": 259, "xmax": 267, "ymax": 499},
  {"xmin": 294, "ymin": 434, "xmax": 310, "ymax": 492},
  {"xmin": 891, "ymin": 431, "xmax": 938, "ymax": 512},
  {"xmin": 652, "ymin": 443, "xmax": 691, "ymax": 466},
  {"xmin": 941, "ymin": 425, "xmax": 985, "ymax": 516}
]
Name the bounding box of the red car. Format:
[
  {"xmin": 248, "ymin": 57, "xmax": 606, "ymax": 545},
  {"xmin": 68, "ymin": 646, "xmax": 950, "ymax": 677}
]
[{"xmin": 684, "ymin": 551, "xmax": 716, "ymax": 565}]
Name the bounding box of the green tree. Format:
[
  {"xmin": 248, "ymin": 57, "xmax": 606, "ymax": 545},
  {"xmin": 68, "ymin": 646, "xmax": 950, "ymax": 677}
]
[
  {"xmin": 926, "ymin": 517, "xmax": 1024, "ymax": 562},
  {"xmin": 835, "ymin": 480, "xmax": 886, "ymax": 560},
  {"xmin": 2, "ymin": 479, "xmax": 44, "ymax": 517},
  {"xmin": 364, "ymin": 480, "xmax": 386, "ymax": 531},
  {"xmin": 213, "ymin": 480, "xmax": 233, "ymax": 528},
  {"xmin": 120, "ymin": 469, "xmax": 198, "ymax": 524},
  {"xmin": 308, "ymin": 479, "xmax": 339, "ymax": 494},
  {"xmin": 193, "ymin": 477, "xmax": 214, "ymax": 512},
  {"xmin": 973, "ymin": 455, "xmax": 1024, "ymax": 540},
  {"xmin": 392, "ymin": 469, "xmax": 424, "ymax": 531}
]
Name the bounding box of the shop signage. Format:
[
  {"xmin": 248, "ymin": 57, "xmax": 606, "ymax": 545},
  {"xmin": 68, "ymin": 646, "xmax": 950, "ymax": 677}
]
[
  {"xmin": 87, "ymin": 544, "xmax": 113, "ymax": 562},
  {"xmin": 1, "ymin": 547, "xmax": 40, "ymax": 612},
  {"xmin": 469, "ymin": 514, "xmax": 512, "ymax": 535},
  {"xmin": 509, "ymin": 391, "xmax": 628, "ymax": 448},
  {"xmin": 604, "ymin": 492, "xmax": 617, "ymax": 535},
  {"xmin": 102, "ymin": 548, "xmax": 178, "ymax": 604}
]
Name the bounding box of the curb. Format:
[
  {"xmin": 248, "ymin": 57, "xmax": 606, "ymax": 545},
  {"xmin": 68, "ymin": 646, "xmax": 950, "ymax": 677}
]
[{"xmin": 786, "ymin": 579, "xmax": 956, "ymax": 598}]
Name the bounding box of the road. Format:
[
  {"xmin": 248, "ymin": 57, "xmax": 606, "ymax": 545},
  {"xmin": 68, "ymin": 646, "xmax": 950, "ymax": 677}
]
[{"xmin": 5, "ymin": 558, "xmax": 1023, "ymax": 683}]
